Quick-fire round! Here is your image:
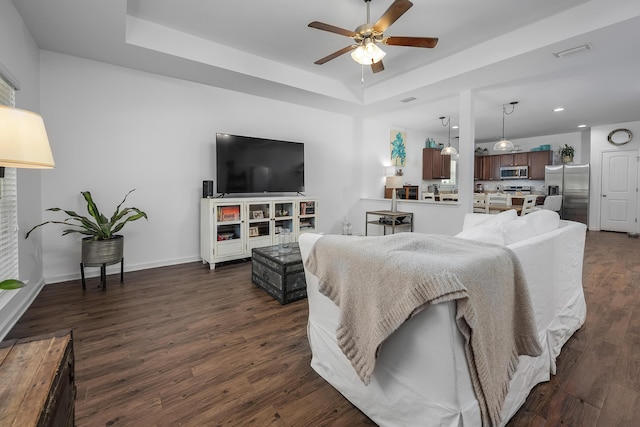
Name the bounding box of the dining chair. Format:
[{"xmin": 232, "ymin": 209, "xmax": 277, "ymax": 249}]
[
  {"xmin": 487, "ymin": 193, "xmax": 511, "ymax": 205},
  {"xmin": 520, "ymin": 194, "xmax": 538, "ymax": 216},
  {"xmin": 542, "ymin": 195, "xmax": 562, "ymax": 213},
  {"xmin": 487, "ymin": 193, "xmax": 512, "ymax": 214},
  {"xmin": 440, "ymin": 193, "xmax": 459, "ymax": 202},
  {"xmin": 473, "ymin": 193, "xmax": 489, "ymax": 213}
]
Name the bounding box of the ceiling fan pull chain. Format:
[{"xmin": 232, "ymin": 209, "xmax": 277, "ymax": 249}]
[{"xmin": 361, "ymin": 64, "xmax": 365, "ymax": 83}]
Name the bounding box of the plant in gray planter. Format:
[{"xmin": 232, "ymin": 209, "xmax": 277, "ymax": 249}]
[{"xmin": 26, "ymin": 189, "xmax": 148, "ymax": 289}]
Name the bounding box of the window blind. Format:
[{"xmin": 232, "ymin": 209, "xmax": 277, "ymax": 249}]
[{"xmin": 0, "ymin": 75, "xmax": 19, "ymax": 288}]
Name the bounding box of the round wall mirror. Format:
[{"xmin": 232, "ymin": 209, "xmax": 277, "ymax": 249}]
[{"xmin": 607, "ymin": 128, "xmax": 633, "ymax": 145}]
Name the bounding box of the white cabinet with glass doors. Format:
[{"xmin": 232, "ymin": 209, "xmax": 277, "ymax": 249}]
[{"xmin": 200, "ymin": 197, "xmax": 317, "ymax": 269}]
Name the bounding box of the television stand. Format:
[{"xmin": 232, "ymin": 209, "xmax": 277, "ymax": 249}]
[{"xmin": 200, "ymin": 196, "xmax": 318, "ymax": 269}]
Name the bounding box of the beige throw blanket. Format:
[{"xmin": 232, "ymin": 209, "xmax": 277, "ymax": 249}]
[{"xmin": 304, "ymin": 233, "xmax": 542, "ymax": 427}]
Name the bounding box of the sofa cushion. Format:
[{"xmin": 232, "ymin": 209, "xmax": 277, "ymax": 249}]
[
  {"xmin": 456, "ymin": 223, "xmax": 506, "ymax": 245},
  {"xmin": 475, "ymin": 209, "xmax": 518, "ymax": 227},
  {"xmin": 500, "ymin": 210, "xmax": 561, "ymax": 245},
  {"xmin": 457, "ymin": 210, "xmax": 519, "ymax": 245},
  {"xmin": 458, "ymin": 210, "xmax": 560, "ymax": 246},
  {"xmin": 524, "ymin": 210, "xmax": 560, "ymax": 235},
  {"xmin": 501, "ymin": 218, "xmax": 536, "ymax": 245}
]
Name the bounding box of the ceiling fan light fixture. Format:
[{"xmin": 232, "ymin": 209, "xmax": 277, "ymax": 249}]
[{"xmin": 351, "ymin": 41, "xmax": 386, "ymax": 65}]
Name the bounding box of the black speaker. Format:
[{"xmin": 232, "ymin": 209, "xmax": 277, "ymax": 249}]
[{"xmin": 203, "ymin": 180, "xmax": 214, "ymax": 198}]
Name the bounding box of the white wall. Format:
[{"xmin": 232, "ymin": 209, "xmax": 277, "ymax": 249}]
[
  {"xmin": 0, "ymin": 0, "xmax": 47, "ymax": 338},
  {"xmin": 6, "ymin": 0, "xmax": 638, "ymax": 287},
  {"xmin": 39, "ymin": 52, "xmax": 360, "ymax": 282},
  {"xmin": 588, "ymin": 120, "xmax": 640, "ymax": 232},
  {"xmin": 357, "ymin": 112, "xmax": 469, "ymax": 237}
]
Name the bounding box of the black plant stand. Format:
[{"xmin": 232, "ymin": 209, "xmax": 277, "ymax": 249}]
[{"xmin": 80, "ymin": 257, "xmax": 124, "ymax": 291}]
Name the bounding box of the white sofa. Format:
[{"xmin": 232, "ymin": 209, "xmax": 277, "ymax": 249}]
[{"xmin": 299, "ymin": 210, "xmax": 587, "ymax": 427}]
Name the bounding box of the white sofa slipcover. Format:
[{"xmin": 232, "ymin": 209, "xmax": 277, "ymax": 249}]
[{"xmin": 299, "ymin": 211, "xmax": 587, "ymax": 426}]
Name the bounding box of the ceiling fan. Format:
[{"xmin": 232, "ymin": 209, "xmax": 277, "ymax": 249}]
[{"xmin": 308, "ymin": 0, "xmax": 438, "ymax": 74}]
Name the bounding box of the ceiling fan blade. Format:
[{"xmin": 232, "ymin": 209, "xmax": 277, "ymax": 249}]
[
  {"xmin": 308, "ymin": 21, "xmax": 357, "ymax": 38},
  {"xmin": 373, "ymin": 0, "xmax": 413, "ymax": 33},
  {"xmin": 383, "ymin": 36, "xmax": 439, "ymax": 48},
  {"xmin": 371, "ymin": 60, "xmax": 385, "ymax": 73},
  {"xmin": 314, "ymin": 45, "xmax": 357, "ymax": 65}
]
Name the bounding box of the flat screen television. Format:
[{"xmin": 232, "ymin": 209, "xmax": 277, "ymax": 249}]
[{"xmin": 216, "ymin": 133, "xmax": 305, "ymax": 195}]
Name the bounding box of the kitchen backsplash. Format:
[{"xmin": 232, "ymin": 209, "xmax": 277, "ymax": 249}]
[{"xmin": 478, "ymin": 180, "xmax": 545, "ymax": 194}]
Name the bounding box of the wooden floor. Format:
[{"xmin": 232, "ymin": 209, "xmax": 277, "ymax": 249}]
[{"xmin": 6, "ymin": 230, "xmax": 640, "ymax": 426}]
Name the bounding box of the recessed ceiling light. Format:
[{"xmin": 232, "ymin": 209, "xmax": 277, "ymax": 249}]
[
  {"xmin": 452, "ymin": 125, "xmax": 459, "ymax": 129},
  {"xmin": 578, "ymin": 124, "xmax": 587, "ymax": 128},
  {"xmin": 553, "ymin": 107, "xmax": 565, "ymax": 112}
]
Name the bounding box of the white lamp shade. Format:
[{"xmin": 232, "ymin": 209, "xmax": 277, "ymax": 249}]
[
  {"xmin": 0, "ymin": 106, "xmax": 55, "ymax": 168},
  {"xmin": 385, "ymin": 175, "xmax": 403, "ymax": 189},
  {"xmin": 493, "ymin": 138, "xmax": 514, "ymax": 151}
]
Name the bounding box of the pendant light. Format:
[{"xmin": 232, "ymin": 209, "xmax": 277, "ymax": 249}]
[
  {"xmin": 439, "ymin": 116, "xmax": 458, "ymax": 156},
  {"xmin": 493, "ymin": 101, "xmax": 518, "ymax": 151}
]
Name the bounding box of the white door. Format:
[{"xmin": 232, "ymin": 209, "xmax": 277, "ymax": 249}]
[{"xmin": 600, "ymin": 150, "xmax": 638, "ymax": 232}]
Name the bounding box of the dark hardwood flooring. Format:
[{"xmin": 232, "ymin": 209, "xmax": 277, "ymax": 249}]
[{"xmin": 6, "ymin": 230, "xmax": 640, "ymax": 426}]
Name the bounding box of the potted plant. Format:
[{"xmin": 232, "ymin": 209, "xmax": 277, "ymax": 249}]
[
  {"xmin": 26, "ymin": 189, "xmax": 148, "ymax": 270},
  {"xmin": 559, "ymin": 144, "xmax": 575, "ymax": 163}
]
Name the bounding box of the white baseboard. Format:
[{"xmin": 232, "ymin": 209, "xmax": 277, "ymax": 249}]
[{"xmin": 44, "ymin": 256, "xmax": 202, "ymax": 284}]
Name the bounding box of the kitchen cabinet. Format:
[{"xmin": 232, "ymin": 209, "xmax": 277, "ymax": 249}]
[
  {"xmin": 422, "ymin": 148, "xmax": 451, "ymax": 179},
  {"xmin": 501, "ymin": 152, "xmax": 529, "ymax": 166},
  {"xmin": 474, "ymin": 156, "xmax": 483, "ymax": 180},
  {"xmin": 474, "ymin": 151, "xmax": 553, "ymax": 181},
  {"xmin": 528, "ymin": 151, "xmax": 553, "ymax": 180},
  {"xmin": 481, "ymin": 155, "xmax": 502, "ymax": 180}
]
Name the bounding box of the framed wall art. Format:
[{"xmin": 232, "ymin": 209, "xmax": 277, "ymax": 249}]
[{"xmin": 390, "ymin": 130, "xmax": 406, "ymax": 167}]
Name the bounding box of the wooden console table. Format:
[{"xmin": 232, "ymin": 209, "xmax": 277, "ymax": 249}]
[
  {"xmin": 0, "ymin": 330, "xmax": 75, "ymax": 426},
  {"xmin": 365, "ymin": 210, "xmax": 414, "ymax": 236}
]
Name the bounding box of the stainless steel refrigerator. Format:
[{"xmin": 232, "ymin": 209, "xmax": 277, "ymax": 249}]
[{"xmin": 544, "ymin": 164, "xmax": 590, "ymax": 224}]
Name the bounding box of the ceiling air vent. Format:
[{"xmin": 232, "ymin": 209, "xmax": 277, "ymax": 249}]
[{"xmin": 552, "ymin": 43, "xmax": 592, "ymax": 58}]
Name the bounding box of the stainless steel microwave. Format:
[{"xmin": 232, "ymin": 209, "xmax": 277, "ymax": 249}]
[{"xmin": 500, "ymin": 166, "xmax": 528, "ymax": 180}]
